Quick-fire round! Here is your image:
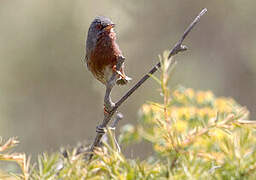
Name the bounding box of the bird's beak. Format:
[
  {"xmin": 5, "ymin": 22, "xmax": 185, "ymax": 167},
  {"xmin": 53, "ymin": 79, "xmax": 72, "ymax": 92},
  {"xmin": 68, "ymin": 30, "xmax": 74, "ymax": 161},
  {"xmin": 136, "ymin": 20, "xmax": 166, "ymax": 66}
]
[{"xmin": 104, "ymin": 24, "xmax": 115, "ymax": 31}]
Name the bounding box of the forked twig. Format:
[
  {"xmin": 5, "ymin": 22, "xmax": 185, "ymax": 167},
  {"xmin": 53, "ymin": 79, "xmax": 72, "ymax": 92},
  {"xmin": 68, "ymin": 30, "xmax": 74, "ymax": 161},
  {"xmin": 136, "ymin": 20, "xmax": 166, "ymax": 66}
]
[{"xmin": 89, "ymin": 8, "xmax": 207, "ymax": 159}]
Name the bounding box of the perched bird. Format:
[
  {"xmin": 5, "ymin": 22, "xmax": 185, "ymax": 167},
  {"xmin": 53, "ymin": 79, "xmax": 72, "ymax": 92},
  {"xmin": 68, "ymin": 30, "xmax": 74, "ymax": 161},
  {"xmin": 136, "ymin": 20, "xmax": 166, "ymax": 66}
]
[{"xmin": 85, "ymin": 16, "xmax": 131, "ymax": 86}]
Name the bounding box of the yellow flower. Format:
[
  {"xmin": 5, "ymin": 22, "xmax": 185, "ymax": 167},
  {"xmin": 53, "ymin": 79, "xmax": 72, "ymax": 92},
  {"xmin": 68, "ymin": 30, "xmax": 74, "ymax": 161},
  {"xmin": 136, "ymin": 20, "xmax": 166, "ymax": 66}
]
[
  {"xmin": 173, "ymin": 120, "xmax": 188, "ymax": 132},
  {"xmin": 178, "ymin": 107, "xmax": 191, "ymax": 120},
  {"xmin": 188, "ymin": 107, "xmax": 197, "ymax": 118},
  {"xmin": 197, "ymin": 108, "xmax": 216, "ymax": 119},
  {"xmin": 177, "ymin": 107, "xmax": 197, "ymax": 120},
  {"xmin": 196, "ymin": 91, "xmax": 214, "ymax": 104},
  {"xmin": 173, "ymin": 90, "xmax": 186, "ymax": 103},
  {"xmin": 196, "ymin": 91, "xmax": 205, "ymax": 104},
  {"xmin": 215, "ymin": 98, "xmax": 233, "ymax": 113},
  {"xmin": 205, "ymin": 91, "xmax": 214, "ymax": 101},
  {"xmin": 185, "ymin": 88, "xmax": 195, "ymax": 99}
]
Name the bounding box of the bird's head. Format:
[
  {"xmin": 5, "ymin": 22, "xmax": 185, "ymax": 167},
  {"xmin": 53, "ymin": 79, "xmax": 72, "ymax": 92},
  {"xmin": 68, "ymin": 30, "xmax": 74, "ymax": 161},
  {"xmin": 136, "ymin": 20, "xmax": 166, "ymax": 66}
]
[
  {"xmin": 86, "ymin": 16, "xmax": 116, "ymax": 53},
  {"xmin": 89, "ymin": 16, "xmax": 115, "ymax": 36}
]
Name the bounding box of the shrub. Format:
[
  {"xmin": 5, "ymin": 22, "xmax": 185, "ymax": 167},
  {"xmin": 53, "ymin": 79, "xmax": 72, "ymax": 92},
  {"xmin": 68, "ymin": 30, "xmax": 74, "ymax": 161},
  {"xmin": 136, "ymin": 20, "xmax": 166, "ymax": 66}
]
[{"xmin": 1, "ymin": 51, "xmax": 255, "ymax": 179}]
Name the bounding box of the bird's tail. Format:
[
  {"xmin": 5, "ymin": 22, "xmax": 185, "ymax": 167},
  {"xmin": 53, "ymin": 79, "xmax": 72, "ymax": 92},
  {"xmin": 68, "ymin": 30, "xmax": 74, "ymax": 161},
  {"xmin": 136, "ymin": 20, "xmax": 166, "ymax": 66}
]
[
  {"xmin": 113, "ymin": 63, "xmax": 131, "ymax": 85},
  {"xmin": 116, "ymin": 75, "xmax": 132, "ymax": 85}
]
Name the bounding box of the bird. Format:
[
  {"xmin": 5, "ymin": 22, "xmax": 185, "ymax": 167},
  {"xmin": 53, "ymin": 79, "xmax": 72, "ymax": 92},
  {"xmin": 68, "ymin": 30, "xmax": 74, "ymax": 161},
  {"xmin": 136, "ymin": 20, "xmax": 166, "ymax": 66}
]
[{"xmin": 85, "ymin": 16, "xmax": 131, "ymax": 86}]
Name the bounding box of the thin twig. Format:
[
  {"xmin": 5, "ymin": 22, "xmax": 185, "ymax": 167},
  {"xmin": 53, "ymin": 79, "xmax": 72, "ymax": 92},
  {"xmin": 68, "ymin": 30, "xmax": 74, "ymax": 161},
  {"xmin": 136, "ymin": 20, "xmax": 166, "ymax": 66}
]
[
  {"xmin": 116, "ymin": 8, "xmax": 207, "ymax": 111},
  {"xmin": 89, "ymin": 8, "xmax": 207, "ymax": 159},
  {"xmin": 111, "ymin": 112, "xmax": 123, "ymax": 129}
]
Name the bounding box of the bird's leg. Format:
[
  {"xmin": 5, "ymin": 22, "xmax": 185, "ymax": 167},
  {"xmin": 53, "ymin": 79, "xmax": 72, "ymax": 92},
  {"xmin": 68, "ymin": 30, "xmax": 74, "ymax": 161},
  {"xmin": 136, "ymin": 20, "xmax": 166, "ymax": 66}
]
[
  {"xmin": 96, "ymin": 79, "xmax": 116, "ymax": 134},
  {"xmin": 96, "ymin": 56, "xmax": 124, "ymax": 135},
  {"xmin": 104, "ymin": 79, "xmax": 115, "ymax": 111}
]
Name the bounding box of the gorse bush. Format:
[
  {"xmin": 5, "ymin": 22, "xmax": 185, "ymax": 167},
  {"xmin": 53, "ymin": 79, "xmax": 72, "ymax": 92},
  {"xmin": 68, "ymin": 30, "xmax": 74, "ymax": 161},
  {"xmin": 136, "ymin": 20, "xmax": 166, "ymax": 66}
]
[
  {"xmin": 1, "ymin": 51, "xmax": 256, "ymax": 179},
  {"xmin": 120, "ymin": 51, "xmax": 256, "ymax": 179},
  {"xmin": 120, "ymin": 86, "xmax": 254, "ymax": 179}
]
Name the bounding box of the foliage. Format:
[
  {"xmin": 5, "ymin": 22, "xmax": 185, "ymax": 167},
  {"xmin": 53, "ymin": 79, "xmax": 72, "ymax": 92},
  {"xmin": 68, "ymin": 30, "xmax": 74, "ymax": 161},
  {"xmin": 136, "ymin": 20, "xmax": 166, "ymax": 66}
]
[
  {"xmin": 0, "ymin": 137, "xmax": 30, "ymax": 179},
  {"xmin": 1, "ymin": 51, "xmax": 256, "ymax": 179},
  {"xmin": 120, "ymin": 51, "xmax": 256, "ymax": 179}
]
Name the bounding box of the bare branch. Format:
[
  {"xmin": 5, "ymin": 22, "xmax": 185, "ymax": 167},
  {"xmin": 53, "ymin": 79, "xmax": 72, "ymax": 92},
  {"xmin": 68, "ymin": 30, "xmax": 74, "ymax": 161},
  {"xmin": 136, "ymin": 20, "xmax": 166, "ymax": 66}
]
[
  {"xmin": 88, "ymin": 8, "xmax": 207, "ymax": 159},
  {"xmin": 115, "ymin": 8, "xmax": 207, "ymax": 112}
]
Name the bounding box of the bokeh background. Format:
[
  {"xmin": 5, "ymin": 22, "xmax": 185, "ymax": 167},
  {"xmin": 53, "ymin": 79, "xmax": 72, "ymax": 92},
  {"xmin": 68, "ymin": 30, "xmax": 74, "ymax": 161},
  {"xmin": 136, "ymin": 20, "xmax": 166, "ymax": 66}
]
[{"xmin": 0, "ymin": 0, "xmax": 255, "ymax": 158}]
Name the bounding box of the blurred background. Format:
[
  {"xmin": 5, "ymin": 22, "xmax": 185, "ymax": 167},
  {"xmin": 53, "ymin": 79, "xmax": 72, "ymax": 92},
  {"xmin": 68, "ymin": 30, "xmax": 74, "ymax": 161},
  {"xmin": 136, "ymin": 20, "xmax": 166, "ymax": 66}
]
[{"xmin": 0, "ymin": 0, "xmax": 255, "ymax": 159}]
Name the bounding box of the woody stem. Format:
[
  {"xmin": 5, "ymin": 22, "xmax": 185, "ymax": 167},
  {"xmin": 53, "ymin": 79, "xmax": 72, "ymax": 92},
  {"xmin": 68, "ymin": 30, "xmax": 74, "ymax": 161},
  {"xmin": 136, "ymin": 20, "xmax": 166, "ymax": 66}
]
[
  {"xmin": 89, "ymin": 8, "xmax": 207, "ymax": 160},
  {"xmin": 114, "ymin": 8, "xmax": 207, "ymax": 113}
]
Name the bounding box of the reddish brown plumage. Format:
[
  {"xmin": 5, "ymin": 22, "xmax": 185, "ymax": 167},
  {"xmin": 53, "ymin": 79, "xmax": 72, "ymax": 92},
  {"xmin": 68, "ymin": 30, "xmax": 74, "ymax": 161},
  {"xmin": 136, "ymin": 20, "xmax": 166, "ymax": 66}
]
[
  {"xmin": 88, "ymin": 30, "xmax": 121, "ymax": 84},
  {"xmin": 85, "ymin": 16, "xmax": 131, "ymax": 85}
]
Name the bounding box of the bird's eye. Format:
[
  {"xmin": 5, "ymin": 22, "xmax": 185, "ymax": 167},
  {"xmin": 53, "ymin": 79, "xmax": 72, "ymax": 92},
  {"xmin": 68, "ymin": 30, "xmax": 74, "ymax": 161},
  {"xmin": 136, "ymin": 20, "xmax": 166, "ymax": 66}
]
[{"xmin": 96, "ymin": 24, "xmax": 102, "ymax": 30}]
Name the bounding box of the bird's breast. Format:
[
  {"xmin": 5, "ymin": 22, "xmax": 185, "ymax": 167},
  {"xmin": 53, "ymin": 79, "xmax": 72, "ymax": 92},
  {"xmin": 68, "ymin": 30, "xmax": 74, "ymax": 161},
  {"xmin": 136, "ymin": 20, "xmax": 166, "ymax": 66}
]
[{"xmin": 87, "ymin": 32, "xmax": 122, "ymax": 84}]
